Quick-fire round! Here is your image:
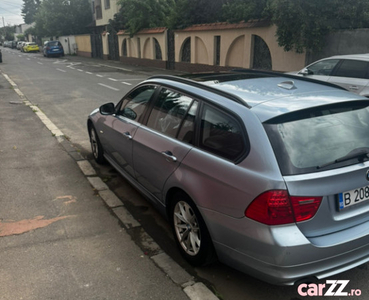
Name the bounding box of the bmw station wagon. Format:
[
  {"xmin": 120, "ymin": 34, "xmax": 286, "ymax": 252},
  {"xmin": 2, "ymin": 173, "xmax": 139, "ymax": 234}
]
[{"xmin": 88, "ymin": 70, "xmax": 369, "ymax": 285}]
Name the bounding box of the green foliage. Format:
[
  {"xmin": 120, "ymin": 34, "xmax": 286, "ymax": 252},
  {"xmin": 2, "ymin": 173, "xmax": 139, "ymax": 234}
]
[
  {"xmin": 16, "ymin": 34, "xmax": 26, "ymax": 41},
  {"xmin": 2, "ymin": 26, "xmax": 15, "ymax": 41},
  {"xmin": 32, "ymin": 0, "xmax": 92, "ymax": 38},
  {"xmin": 168, "ymin": 0, "xmax": 226, "ymax": 29},
  {"xmin": 267, "ymin": 0, "xmax": 369, "ymax": 53},
  {"xmin": 116, "ymin": 0, "xmax": 174, "ymax": 35},
  {"xmin": 221, "ymin": 0, "xmax": 268, "ymax": 23},
  {"xmin": 22, "ymin": 0, "xmax": 41, "ymax": 24}
]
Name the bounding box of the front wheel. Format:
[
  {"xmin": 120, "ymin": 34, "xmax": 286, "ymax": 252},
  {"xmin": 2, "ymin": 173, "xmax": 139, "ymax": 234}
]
[
  {"xmin": 89, "ymin": 125, "xmax": 105, "ymax": 164},
  {"xmin": 171, "ymin": 193, "xmax": 216, "ymax": 266}
]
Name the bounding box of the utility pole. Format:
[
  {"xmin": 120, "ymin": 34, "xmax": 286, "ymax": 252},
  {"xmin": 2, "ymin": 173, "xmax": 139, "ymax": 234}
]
[{"xmin": 2, "ymin": 16, "xmax": 5, "ymax": 41}]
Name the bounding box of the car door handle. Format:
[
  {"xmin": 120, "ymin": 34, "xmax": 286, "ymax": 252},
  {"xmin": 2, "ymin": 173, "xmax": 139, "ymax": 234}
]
[
  {"xmin": 349, "ymin": 85, "xmax": 359, "ymax": 90},
  {"xmin": 123, "ymin": 132, "xmax": 132, "ymax": 140},
  {"xmin": 161, "ymin": 151, "xmax": 177, "ymax": 162}
]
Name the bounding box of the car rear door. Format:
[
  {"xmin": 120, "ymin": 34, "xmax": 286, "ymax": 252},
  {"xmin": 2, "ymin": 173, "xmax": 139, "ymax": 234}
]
[
  {"xmin": 132, "ymin": 88, "xmax": 198, "ymax": 200},
  {"xmin": 328, "ymin": 59, "xmax": 369, "ymax": 95}
]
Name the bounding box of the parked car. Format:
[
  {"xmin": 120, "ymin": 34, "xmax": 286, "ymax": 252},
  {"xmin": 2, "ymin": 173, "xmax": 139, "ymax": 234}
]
[
  {"xmin": 22, "ymin": 42, "xmax": 40, "ymax": 53},
  {"xmin": 292, "ymin": 54, "xmax": 369, "ymax": 97},
  {"xmin": 16, "ymin": 41, "xmax": 24, "ymax": 50},
  {"xmin": 43, "ymin": 41, "xmax": 64, "ymax": 57},
  {"xmin": 88, "ymin": 70, "xmax": 369, "ymax": 285}
]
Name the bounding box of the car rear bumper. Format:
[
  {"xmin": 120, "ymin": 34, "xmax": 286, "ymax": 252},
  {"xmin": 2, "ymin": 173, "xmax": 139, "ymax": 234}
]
[{"xmin": 201, "ymin": 207, "xmax": 369, "ymax": 285}]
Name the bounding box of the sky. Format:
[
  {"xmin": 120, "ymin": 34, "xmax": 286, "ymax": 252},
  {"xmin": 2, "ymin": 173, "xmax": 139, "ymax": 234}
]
[{"xmin": 0, "ymin": 0, "xmax": 24, "ymax": 27}]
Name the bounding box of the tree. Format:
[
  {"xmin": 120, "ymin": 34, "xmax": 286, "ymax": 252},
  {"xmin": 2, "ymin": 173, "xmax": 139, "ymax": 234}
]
[
  {"xmin": 32, "ymin": 0, "xmax": 92, "ymax": 37},
  {"xmin": 116, "ymin": 0, "xmax": 174, "ymax": 35},
  {"xmin": 221, "ymin": 0, "xmax": 268, "ymax": 23},
  {"xmin": 267, "ymin": 0, "xmax": 369, "ymax": 53},
  {"xmin": 168, "ymin": 0, "xmax": 226, "ymax": 29},
  {"xmin": 22, "ymin": 0, "xmax": 41, "ymax": 24}
]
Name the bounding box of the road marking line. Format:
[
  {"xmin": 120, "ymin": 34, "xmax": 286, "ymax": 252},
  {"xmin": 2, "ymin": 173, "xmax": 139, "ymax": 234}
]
[
  {"xmin": 109, "ymin": 78, "xmax": 118, "ymax": 82},
  {"xmin": 69, "ymin": 66, "xmax": 75, "ymax": 69},
  {"xmin": 96, "ymin": 74, "xmax": 103, "ymax": 77},
  {"xmin": 85, "ymin": 72, "xmax": 93, "ymax": 75},
  {"xmin": 98, "ymin": 83, "xmax": 119, "ymax": 91},
  {"xmin": 77, "ymin": 69, "xmax": 83, "ymax": 72},
  {"xmin": 37, "ymin": 62, "xmax": 43, "ymax": 65},
  {"xmin": 122, "ymin": 82, "xmax": 132, "ymax": 86},
  {"xmin": 98, "ymin": 64, "xmax": 131, "ymax": 72},
  {"xmin": 57, "ymin": 68, "xmax": 66, "ymax": 72}
]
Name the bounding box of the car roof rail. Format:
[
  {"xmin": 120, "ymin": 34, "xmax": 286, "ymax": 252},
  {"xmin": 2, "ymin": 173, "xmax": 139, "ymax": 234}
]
[
  {"xmin": 231, "ymin": 68, "xmax": 348, "ymax": 91},
  {"xmin": 148, "ymin": 74, "xmax": 250, "ymax": 108}
]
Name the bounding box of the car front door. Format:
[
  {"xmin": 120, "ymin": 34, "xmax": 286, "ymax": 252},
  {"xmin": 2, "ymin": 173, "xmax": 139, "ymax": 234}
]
[
  {"xmin": 99, "ymin": 85, "xmax": 157, "ymax": 178},
  {"xmin": 132, "ymin": 88, "xmax": 198, "ymax": 200}
]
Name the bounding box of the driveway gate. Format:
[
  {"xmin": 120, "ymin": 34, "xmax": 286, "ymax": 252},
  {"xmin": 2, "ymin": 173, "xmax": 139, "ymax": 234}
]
[
  {"xmin": 108, "ymin": 33, "xmax": 119, "ymax": 61},
  {"xmin": 91, "ymin": 33, "xmax": 103, "ymax": 59}
]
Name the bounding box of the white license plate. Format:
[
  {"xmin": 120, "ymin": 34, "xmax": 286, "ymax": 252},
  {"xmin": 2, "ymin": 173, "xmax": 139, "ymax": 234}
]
[
  {"xmin": 339, "ymin": 185, "xmax": 369, "ymax": 209},
  {"xmin": 53, "ymin": 49, "xmax": 58, "ymax": 51}
]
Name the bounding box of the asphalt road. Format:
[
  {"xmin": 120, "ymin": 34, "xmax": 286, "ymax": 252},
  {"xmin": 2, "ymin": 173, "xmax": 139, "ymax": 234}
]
[{"xmin": 2, "ymin": 47, "xmax": 369, "ymax": 300}]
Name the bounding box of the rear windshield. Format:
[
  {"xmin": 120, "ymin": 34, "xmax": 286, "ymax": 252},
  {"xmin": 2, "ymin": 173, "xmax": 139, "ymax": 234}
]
[
  {"xmin": 48, "ymin": 41, "xmax": 60, "ymax": 46},
  {"xmin": 264, "ymin": 101, "xmax": 369, "ymax": 175}
]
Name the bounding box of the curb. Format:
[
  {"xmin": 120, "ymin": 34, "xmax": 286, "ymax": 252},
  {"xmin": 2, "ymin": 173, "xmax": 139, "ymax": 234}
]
[{"xmin": 1, "ymin": 71, "xmax": 219, "ymax": 300}]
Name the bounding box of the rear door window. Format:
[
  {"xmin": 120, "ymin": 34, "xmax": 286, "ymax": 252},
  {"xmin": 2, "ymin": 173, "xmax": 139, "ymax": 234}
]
[
  {"xmin": 199, "ymin": 104, "xmax": 245, "ymax": 161},
  {"xmin": 333, "ymin": 59, "xmax": 369, "ymax": 79}
]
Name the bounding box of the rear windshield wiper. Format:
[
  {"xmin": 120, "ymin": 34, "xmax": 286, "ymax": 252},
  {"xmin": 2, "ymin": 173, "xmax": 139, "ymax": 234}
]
[{"xmin": 318, "ymin": 148, "xmax": 369, "ymax": 169}]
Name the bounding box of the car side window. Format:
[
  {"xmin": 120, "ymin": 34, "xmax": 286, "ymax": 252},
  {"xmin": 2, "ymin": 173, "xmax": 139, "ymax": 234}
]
[
  {"xmin": 199, "ymin": 105, "xmax": 245, "ymax": 161},
  {"xmin": 177, "ymin": 101, "xmax": 198, "ymax": 144},
  {"xmin": 147, "ymin": 88, "xmax": 193, "ymax": 138},
  {"xmin": 333, "ymin": 60, "xmax": 369, "ymax": 79},
  {"xmin": 118, "ymin": 85, "xmax": 156, "ymax": 122},
  {"xmin": 307, "ymin": 59, "xmax": 340, "ymax": 76}
]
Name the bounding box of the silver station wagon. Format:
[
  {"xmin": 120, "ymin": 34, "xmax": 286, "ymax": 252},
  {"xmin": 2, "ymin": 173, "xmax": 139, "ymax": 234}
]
[{"xmin": 88, "ymin": 70, "xmax": 369, "ymax": 285}]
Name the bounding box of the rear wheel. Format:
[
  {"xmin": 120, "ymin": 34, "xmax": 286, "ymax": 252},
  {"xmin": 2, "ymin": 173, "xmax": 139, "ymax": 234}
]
[
  {"xmin": 89, "ymin": 125, "xmax": 105, "ymax": 164},
  {"xmin": 171, "ymin": 192, "xmax": 216, "ymax": 266}
]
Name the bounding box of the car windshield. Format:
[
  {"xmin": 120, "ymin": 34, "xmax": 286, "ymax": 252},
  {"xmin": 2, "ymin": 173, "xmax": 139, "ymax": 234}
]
[
  {"xmin": 29, "ymin": 43, "xmax": 36, "ymax": 45},
  {"xmin": 264, "ymin": 101, "xmax": 369, "ymax": 175}
]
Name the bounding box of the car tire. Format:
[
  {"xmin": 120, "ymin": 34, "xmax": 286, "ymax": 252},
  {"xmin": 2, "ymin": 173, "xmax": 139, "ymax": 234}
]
[
  {"xmin": 171, "ymin": 192, "xmax": 217, "ymax": 266},
  {"xmin": 89, "ymin": 125, "xmax": 106, "ymax": 164}
]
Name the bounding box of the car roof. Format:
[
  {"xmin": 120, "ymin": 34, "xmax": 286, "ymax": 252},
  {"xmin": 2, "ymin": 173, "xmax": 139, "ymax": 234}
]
[
  {"xmin": 148, "ymin": 71, "xmax": 367, "ymax": 122},
  {"xmin": 315, "ymin": 53, "xmax": 369, "ymax": 61}
]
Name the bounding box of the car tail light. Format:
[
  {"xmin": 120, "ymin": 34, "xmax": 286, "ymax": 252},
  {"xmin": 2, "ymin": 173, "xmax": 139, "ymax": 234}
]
[
  {"xmin": 46, "ymin": 47, "xmax": 50, "ymax": 50},
  {"xmin": 245, "ymin": 190, "xmax": 322, "ymax": 225}
]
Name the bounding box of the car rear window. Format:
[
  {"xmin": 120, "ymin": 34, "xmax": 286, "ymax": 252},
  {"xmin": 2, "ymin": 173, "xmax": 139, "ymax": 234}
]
[
  {"xmin": 48, "ymin": 41, "xmax": 59, "ymax": 46},
  {"xmin": 264, "ymin": 101, "xmax": 369, "ymax": 175}
]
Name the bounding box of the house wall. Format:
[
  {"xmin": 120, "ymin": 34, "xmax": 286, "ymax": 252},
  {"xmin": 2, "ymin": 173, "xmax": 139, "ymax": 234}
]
[
  {"xmin": 75, "ymin": 34, "xmax": 92, "ymax": 57},
  {"xmin": 118, "ymin": 30, "xmax": 168, "ymax": 69},
  {"xmin": 306, "ymin": 28, "xmax": 369, "ymax": 64},
  {"xmin": 95, "ymin": 0, "xmax": 120, "ymax": 28},
  {"xmin": 58, "ymin": 36, "xmax": 77, "ymax": 55},
  {"xmin": 174, "ymin": 24, "xmax": 306, "ymax": 72}
]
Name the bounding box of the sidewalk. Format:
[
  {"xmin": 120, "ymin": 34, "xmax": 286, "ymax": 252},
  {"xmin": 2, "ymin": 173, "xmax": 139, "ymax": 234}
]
[{"xmin": 0, "ymin": 70, "xmax": 212, "ymax": 299}]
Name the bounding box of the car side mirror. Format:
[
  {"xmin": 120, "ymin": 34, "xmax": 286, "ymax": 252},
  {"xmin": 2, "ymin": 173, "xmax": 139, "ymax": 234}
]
[
  {"xmin": 100, "ymin": 102, "xmax": 115, "ymax": 115},
  {"xmin": 298, "ymin": 68, "xmax": 313, "ymax": 76}
]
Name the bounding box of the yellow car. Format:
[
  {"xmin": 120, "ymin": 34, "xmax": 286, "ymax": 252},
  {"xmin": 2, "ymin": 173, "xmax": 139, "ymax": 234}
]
[{"xmin": 23, "ymin": 42, "xmax": 40, "ymax": 53}]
